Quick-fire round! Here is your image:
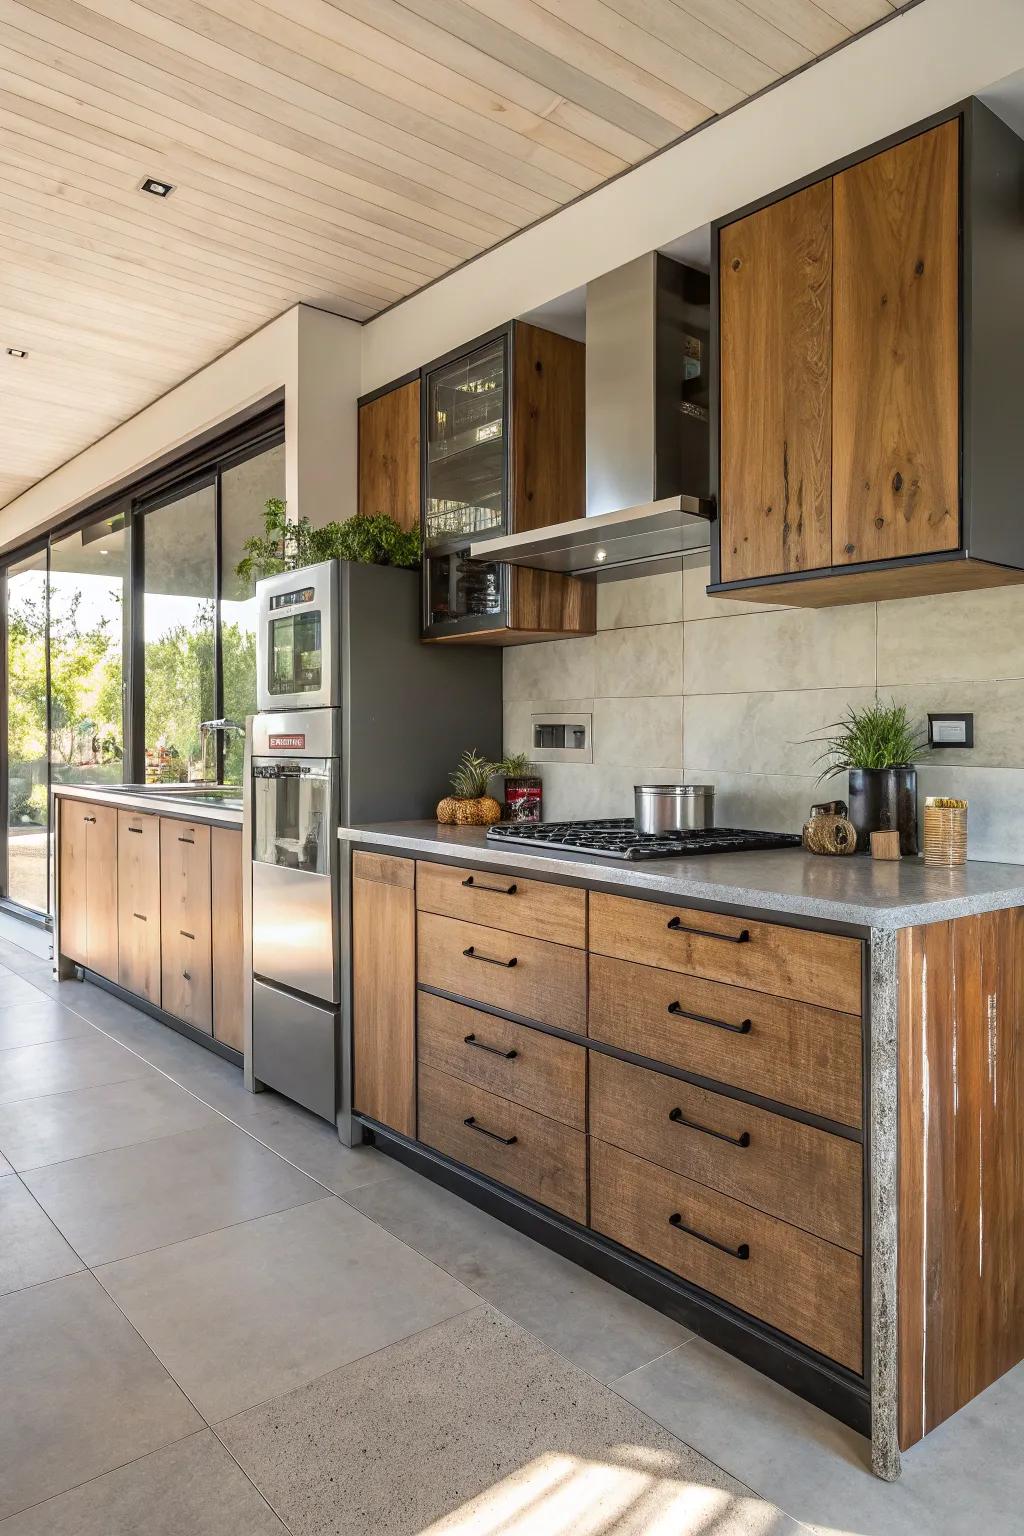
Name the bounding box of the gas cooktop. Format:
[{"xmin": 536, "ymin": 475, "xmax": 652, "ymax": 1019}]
[{"xmin": 486, "ymin": 819, "xmax": 802, "ymax": 862}]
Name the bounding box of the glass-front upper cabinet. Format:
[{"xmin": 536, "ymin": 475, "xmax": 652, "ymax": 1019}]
[{"xmin": 424, "ymin": 334, "xmax": 507, "ymax": 550}]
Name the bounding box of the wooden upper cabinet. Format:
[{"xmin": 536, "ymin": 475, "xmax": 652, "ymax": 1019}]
[
  {"xmin": 720, "ymin": 179, "xmax": 833, "ymax": 582},
  {"xmin": 358, "ymin": 379, "xmax": 420, "ymax": 534},
  {"xmin": 510, "ymin": 321, "xmax": 585, "ymax": 534},
  {"xmin": 832, "ymin": 120, "xmax": 960, "ymax": 566}
]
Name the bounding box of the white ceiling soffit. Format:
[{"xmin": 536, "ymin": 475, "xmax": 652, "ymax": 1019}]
[{"xmin": 0, "ymin": 0, "xmax": 918, "ymax": 512}]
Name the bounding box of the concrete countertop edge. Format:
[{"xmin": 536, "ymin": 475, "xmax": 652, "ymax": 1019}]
[
  {"xmin": 52, "ymin": 783, "xmax": 243, "ymax": 828},
  {"xmin": 338, "ymin": 822, "xmax": 1024, "ymax": 931}
]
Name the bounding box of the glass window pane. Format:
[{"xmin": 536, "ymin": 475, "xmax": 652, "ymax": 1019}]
[
  {"xmin": 143, "ymin": 482, "xmax": 216, "ymax": 783},
  {"xmin": 5, "ymin": 549, "xmax": 49, "ymax": 912},
  {"xmin": 220, "ymin": 441, "xmax": 285, "ymax": 782}
]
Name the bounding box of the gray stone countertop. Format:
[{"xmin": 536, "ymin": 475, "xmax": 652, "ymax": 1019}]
[
  {"xmin": 339, "ymin": 820, "xmax": 1024, "ymax": 930},
  {"xmin": 53, "ymin": 782, "xmax": 243, "ymax": 828}
]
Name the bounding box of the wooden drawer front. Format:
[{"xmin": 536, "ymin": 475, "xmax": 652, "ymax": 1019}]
[
  {"xmin": 589, "ymin": 953, "xmax": 862, "ymax": 1128},
  {"xmin": 419, "ymin": 993, "xmax": 586, "ymax": 1130},
  {"xmin": 160, "ymin": 819, "xmax": 212, "ymax": 1033},
  {"xmin": 591, "ymin": 1139, "xmax": 862, "ymax": 1373},
  {"xmin": 418, "ymin": 1064, "xmax": 586, "ymax": 1223},
  {"xmin": 417, "ymin": 912, "xmax": 585, "ymax": 1033},
  {"xmin": 589, "ymin": 892, "xmax": 861, "ymax": 1015},
  {"xmin": 354, "ymin": 850, "xmax": 414, "ymax": 888},
  {"xmin": 211, "ymin": 827, "xmax": 244, "ymax": 1051},
  {"xmin": 590, "ymin": 1053, "xmax": 861, "ymax": 1252},
  {"xmin": 416, "ymin": 860, "xmax": 585, "ymax": 947},
  {"xmin": 117, "ymin": 811, "xmax": 161, "ymax": 1005}
]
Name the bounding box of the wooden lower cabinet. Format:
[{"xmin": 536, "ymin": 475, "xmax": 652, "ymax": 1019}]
[
  {"xmin": 160, "ymin": 818, "xmax": 213, "ymax": 1034},
  {"xmin": 352, "ymin": 851, "xmax": 417, "ymax": 1138},
  {"xmin": 210, "ymin": 826, "xmax": 244, "ymax": 1051},
  {"xmin": 59, "ymin": 799, "xmax": 118, "ymax": 983},
  {"xmin": 417, "ymin": 911, "xmax": 586, "ymax": 1032},
  {"xmin": 117, "ymin": 811, "xmax": 161, "ymax": 1005}
]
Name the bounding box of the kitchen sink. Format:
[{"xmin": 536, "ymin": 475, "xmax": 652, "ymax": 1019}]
[{"xmin": 99, "ymin": 783, "xmax": 244, "ymax": 811}]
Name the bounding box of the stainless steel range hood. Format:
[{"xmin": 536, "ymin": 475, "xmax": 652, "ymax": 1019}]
[{"xmin": 472, "ymin": 252, "xmax": 714, "ymax": 580}]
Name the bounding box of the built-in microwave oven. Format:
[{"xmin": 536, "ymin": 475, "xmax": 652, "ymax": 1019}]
[{"xmin": 256, "ymin": 559, "xmax": 339, "ymax": 713}]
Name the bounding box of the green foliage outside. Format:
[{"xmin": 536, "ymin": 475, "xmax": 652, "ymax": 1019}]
[
  {"xmin": 235, "ymin": 499, "xmax": 421, "ymax": 585},
  {"xmin": 143, "ymin": 605, "xmax": 255, "ymax": 783}
]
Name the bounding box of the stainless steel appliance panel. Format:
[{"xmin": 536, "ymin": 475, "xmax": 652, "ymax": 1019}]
[
  {"xmin": 252, "ymin": 979, "xmax": 336, "ymax": 1122},
  {"xmin": 252, "ymin": 862, "xmax": 337, "ymax": 1002},
  {"xmin": 256, "ymin": 559, "xmax": 339, "ymax": 712}
]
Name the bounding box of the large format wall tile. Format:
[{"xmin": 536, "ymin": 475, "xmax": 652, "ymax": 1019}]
[
  {"xmin": 915, "ymin": 766, "xmax": 1024, "ymax": 864},
  {"xmin": 684, "ymin": 689, "xmax": 876, "ymax": 778},
  {"xmin": 887, "ymin": 680, "xmax": 1024, "ymax": 769},
  {"xmin": 597, "ymin": 566, "xmax": 683, "ymax": 629},
  {"xmin": 502, "ymin": 698, "xmax": 593, "ymax": 761},
  {"xmin": 682, "ymin": 552, "xmax": 790, "ymax": 621},
  {"xmin": 876, "ymin": 585, "xmax": 1024, "ymax": 684},
  {"xmin": 503, "ymin": 635, "xmax": 595, "ymax": 702},
  {"xmin": 593, "ymin": 697, "xmax": 683, "ymax": 768},
  {"xmin": 684, "ymin": 605, "xmax": 876, "ymax": 696},
  {"xmin": 594, "ymin": 623, "xmax": 684, "ymax": 697},
  {"xmin": 679, "ymin": 772, "xmax": 818, "ymax": 834}
]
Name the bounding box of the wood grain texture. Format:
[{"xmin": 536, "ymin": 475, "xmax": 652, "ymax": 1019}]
[
  {"xmin": 589, "ymin": 892, "xmax": 862, "ymax": 1015},
  {"xmin": 358, "ymin": 379, "xmax": 420, "ymax": 533},
  {"xmin": 898, "ymin": 909, "xmax": 1024, "ymax": 1449},
  {"xmin": 418, "ymin": 911, "xmax": 586, "ymax": 1032},
  {"xmin": 591, "ymin": 1137, "xmax": 863, "ymax": 1372},
  {"xmin": 211, "ymin": 826, "xmax": 244, "ymax": 1052},
  {"xmin": 719, "ymin": 179, "xmax": 832, "ymax": 581},
  {"xmin": 509, "ymin": 568, "xmax": 597, "ymax": 637},
  {"xmin": 511, "ymin": 321, "xmax": 585, "ymax": 532},
  {"xmin": 415, "ymin": 859, "xmax": 586, "ymax": 947},
  {"xmin": 353, "ymin": 848, "xmax": 415, "ymax": 888},
  {"xmin": 117, "ymin": 811, "xmax": 161, "ymax": 1006},
  {"xmin": 58, "ymin": 799, "xmax": 90, "ymax": 967},
  {"xmin": 832, "ymin": 121, "xmax": 960, "ymax": 565},
  {"xmin": 418, "ymin": 1062, "xmax": 586, "ymax": 1222},
  {"xmin": 590, "ymin": 1052, "xmax": 862, "ymax": 1252},
  {"xmin": 708, "ymin": 556, "xmax": 1024, "ymax": 607},
  {"xmin": 86, "ymin": 803, "xmax": 119, "ymax": 985},
  {"xmin": 159, "ymin": 818, "xmax": 212, "ymax": 1033},
  {"xmin": 418, "ymin": 991, "xmax": 586, "ymax": 1130},
  {"xmin": 352, "ymin": 863, "xmax": 417, "ymax": 1137},
  {"xmin": 588, "ymin": 953, "xmax": 862, "ymax": 1127}
]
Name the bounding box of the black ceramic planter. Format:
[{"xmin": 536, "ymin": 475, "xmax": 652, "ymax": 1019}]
[{"xmin": 848, "ymin": 766, "xmax": 919, "ymax": 855}]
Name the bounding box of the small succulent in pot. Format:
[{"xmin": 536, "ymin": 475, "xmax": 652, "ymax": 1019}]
[
  {"xmin": 436, "ymin": 749, "xmax": 502, "ymax": 826},
  {"xmin": 496, "ymin": 751, "xmax": 542, "ymax": 823},
  {"xmin": 808, "ymin": 700, "xmax": 927, "ymax": 854}
]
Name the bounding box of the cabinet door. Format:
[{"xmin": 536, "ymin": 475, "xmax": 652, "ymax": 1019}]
[
  {"xmin": 352, "ymin": 852, "xmax": 416, "ymax": 1136},
  {"xmin": 832, "ymin": 121, "xmax": 959, "ymax": 565},
  {"xmin": 160, "ymin": 819, "xmax": 212, "ymax": 1033},
  {"xmin": 58, "ymin": 801, "xmax": 91, "ymax": 967},
  {"xmin": 720, "ymin": 180, "xmax": 833, "ymax": 581},
  {"xmin": 117, "ymin": 811, "xmax": 161, "ymax": 1004},
  {"xmin": 358, "ymin": 380, "xmax": 420, "ymax": 533},
  {"xmin": 86, "ymin": 805, "xmax": 118, "ymax": 984},
  {"xmin": 211, "ymin": 826, "xmax": 244, "ymax": 1051}
]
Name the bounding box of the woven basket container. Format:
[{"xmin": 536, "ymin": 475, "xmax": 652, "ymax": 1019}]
[{"xmin": 923, "ymin": 797, "xmax": 968, "ymax": 867}]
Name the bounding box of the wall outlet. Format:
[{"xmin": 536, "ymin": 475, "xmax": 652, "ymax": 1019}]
[
  {"xmin": 530, "ymin": 712, "xmax": 592, "ymax": 763},
  {"xmin": 928, "ymin": 712, "xmax": 974, "ymax": 748}
]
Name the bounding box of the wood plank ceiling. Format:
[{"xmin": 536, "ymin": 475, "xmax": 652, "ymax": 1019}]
[{"xmin": 0, "ymin": 0, "xmax": 911, "ymax": 511}]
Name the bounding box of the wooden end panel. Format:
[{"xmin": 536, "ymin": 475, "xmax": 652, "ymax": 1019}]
[
  {"xmin": 589, "ymin": 953, "xmax": 862, "ymax": 1128},
  {"xmin": 832, "ymin": 120, "xmax": 959, "ymax": 565},
  {"xmin": 719, "ymin": 179, "xmax": 832, "ymax": 582},
  {"xmin": 418, "ymin": 1063, "xmax": 586, "ymax": 1223},
  {"xmin": 353, "ymin": 871, "xmax": 416, "ymax": 1137},
  {"xmin": 590, "ymin": 1052, "xmax": 862, "ymax": 1252},
  {"xmin": 591, "ymin": 1138, "xmax": 862, "ymax": 1373},
  {"xmin": 511, "ymin": 322, "xmax": 585, "ymax": 532},
  {"xmin": 418, "ymin": 992, "xmax": 586, "ymax": 1130},
  {"xmin": 417, "ymin": 911, "xmax": 586, "ymax": 1033},
  {"xmin": 87, "ymin": 804, "xmax": 119, "ymax": 985},
  {"xmin": 415, "ymin": 859, "xmax": 585, "ymax": 947},
  {"xmin": 357, "ymin": 379, "xmax": 420, "ymax": 533},
  {"xmin": 588, "ymin": 892, "xmax": 862, "ymax": 1015},
  {"xmin": 353, "ymin": 850, "xmax": 415, "ymax": 889},
  {"xmin": 898, "ymin": 908, "xmax": 1024, "ymax": 1450},
  {"xmin": 59, "ymin": 800, "xmax": 91, "ymax": 967}
]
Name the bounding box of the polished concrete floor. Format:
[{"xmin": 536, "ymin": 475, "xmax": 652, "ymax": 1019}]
[{"xmin": 0, "ymin": 928, "xmax": 1021, "ymax": 1534}]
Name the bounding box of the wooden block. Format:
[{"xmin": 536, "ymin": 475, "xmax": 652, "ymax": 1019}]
[{"xmin": 870, "ymin": 830, "xmax": 902, "ymax": 860}]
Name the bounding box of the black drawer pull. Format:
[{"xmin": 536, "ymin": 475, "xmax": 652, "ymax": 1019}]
[
  {"xmin": 180, "ymin": 929, "xmax": 194, "ymax": 940},
  {"xmin": 127, "ymin": 825, "xmax": 144, "ymax": 835},
  {"xmin": 182, "ymin": 970, "xmax": 191, "ymax": 981},
  {"xmin": 669, "ymin": 1106, "xmax": 750, "ymax": 1147},
  {"xmin": 464, "ymin": 1032, "xmax": 518, "ymax": 1060},
  {"xmin": 667, "ymin": 916, "xmax": 750, "ymax": 944},
  {"xmin": 177, "ymin": 836, "xmax": 195, "ymax": 845},
  {"xmin": 669, "ymin": 1212, "xmax": 749, "ymax": 1260},
  {"xmin": 83, "ymin": 815, "xmax": 96, "ymax": 824},
  {"xmin": 463, "ymin": 1115, "xmax": 517, "ymax": 1146},
  {"xmin": 132, "ymin": 912, "xmax": 147, "ymax": 922},
  {"xmin": 462, "ymin": 875, "xmax": 517, "ymax": 895},
  {"xmin": 667, "ymin": 1001, "xmax": 752, "ymax": 1035},
  {"xmin": 462, "ymin": 945, "xmax": 517, "ymax": 968}
]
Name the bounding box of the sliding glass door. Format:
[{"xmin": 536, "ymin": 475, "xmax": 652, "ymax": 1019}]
[{"xmin": 4, "ymin": 548, "xmax": 49, "ymax": 913}]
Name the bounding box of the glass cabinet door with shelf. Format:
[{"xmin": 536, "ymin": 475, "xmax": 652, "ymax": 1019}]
[{"xmin": 424, "ymin": 334, "xmax": 507, "ymax": 550}]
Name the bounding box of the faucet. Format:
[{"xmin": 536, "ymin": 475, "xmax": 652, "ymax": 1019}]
[{"xmin": 198, "ymin": 718, "xmax": 245, "ymax": 782}]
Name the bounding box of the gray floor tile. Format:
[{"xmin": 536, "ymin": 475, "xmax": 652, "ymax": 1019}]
[
  {"xmin": 96, "ymin": 1195, "xmax": 480, "ymax": 1422},
  {"xmin": 0, "ymin": 920, "xmax": 51, "ymax": 961},
  {"xmin": 226, "ymin": 1093, "xmax": 401, "ymax": 1194},
  {"xmin": 219, "ymin": 1306, "xmax": 796, "ymax": 1536},
  {"xmin": 0, "ymin": 975, "xmax": 48, "ymax": 1010},
  {"xmin": 0, "ymin": 1430, "xmax": 287, "ymax": 1535},
  {"xmin": 0, "ymin": 1175, "xmax": 83, "ymax": 1294},
  {"xmin": 613, "ymin": 1336, "xmax": 1024, "ymax": 1536},
  {"xmin": 0, "ymin": 1000, "xmax": 96, "ymax": 1051},
  {"xmin": 344, "ymin": 1160, "xmax": 692, "ymax": 1382},
  {"xmin": 0, "ymin": 1073, "xmax": 221, "ymax": 1171},
  {"xmin": 24, "ymin": 1122, "xmax": 325, "ymax": 1266},
  {"xmin": 0, "ymin": 1033, "xmax": 154, "ymax": 1106},
  {"xmin": 0, "ymin": 1151, "xmax": 10, "ymax": 1177},
  {"xmin": 0, "ymin": 1271, "xmax": 202, "ymax": 1521}
]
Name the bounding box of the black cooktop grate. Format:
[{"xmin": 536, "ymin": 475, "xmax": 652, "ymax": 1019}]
[{"xmin": 486, "ymin": 818, "xmax": 801, "ymax": 862}]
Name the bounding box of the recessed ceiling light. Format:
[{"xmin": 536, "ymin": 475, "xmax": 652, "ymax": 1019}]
[
  {"xmin": 594, "ymin": 548, "xmax": 608, "ymax": 563},
  {"xmin": 140, "ymin": 177, "xmax": 174, "ymax": 198},
  {"xmin": 6, "ymin": 347, "xmax": 27, "ymax": 358}
]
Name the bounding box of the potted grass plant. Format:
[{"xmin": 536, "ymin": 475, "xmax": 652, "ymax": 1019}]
[{"xmin": 811, "ymin": 700, "xmax": 927, "ymax": 854}]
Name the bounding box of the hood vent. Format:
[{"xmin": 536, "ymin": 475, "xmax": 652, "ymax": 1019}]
[{"xmin": 474, "ymin": 252, "xmax": 714, "ymax": 580}]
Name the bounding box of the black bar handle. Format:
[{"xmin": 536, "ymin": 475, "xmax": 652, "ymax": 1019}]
[
  {"xmin": 182, "ymin": 970, "xmax": 191, "ymax": 981},
  {"xmin": 178, "ymin": 836, "xmax": 195, "ymax": 845},
  {"xmin": 180, "ymin": 929, "xmax": 194, "ymax": 940},
  {"xmin": 462, "ymin": 946, "xmax": 517, "ymax": 968},
  {"xmin": 463, "ymin": 1116, "xmax": 517, "ymax": 1146},
  {"xmin": 464, "ymin": 1033, "xmax": 518, "ymax": 1060},
  {"xmin": 132, "ymin": 912, "xmax": 147, "ymax": 922},
  {"xmin": 667, "ymin": 1001, "xmax": 752, "ymax": 1035},
  {"xmin": 83, "ymin": 815, "xmax": 96, "ymax": 824},
  {"xmin": 127, "ymin": 826, "xmax": 144, "ymax": 835},
  {"xmin": 669, "ymin": 1212, "xmax": 749, "ymax": 1260},
  {"xmin": 669, "ymin": 1106, "xmax": 750, "ymax": 1147},
  {"xmin": 667, "ymin": 915, "xmax": 750, "ymax": 944},
  {"xmin": 462, "ymin": 876, "xmax": 517, "ymax": 895}
]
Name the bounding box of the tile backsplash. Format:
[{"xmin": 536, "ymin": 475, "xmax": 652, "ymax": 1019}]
[{"xmin": 502, "ymin": 552, "xmax": 1024, "ymax": 862}]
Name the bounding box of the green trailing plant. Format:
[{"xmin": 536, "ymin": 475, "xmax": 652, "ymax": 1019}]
[
  {"xmin": 235, "ymin": 499, "xmax": 421, "ymax": 586},
  {"xmin": 809, "ymin": 699, "xmax": 927, "ymax": 783},
  {"xmin": 448, "ymin": 748, "xmax": 494, "ymax": 800}
]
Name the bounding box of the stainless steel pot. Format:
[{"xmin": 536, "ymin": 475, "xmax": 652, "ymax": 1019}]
[{"xmin": 634, "ymin": 783, "xmax": 715, "ymax": 835}]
